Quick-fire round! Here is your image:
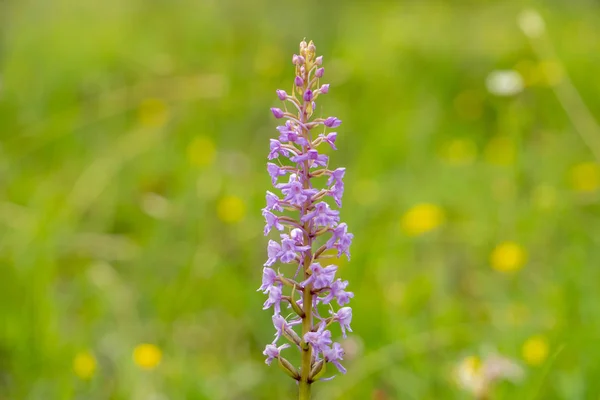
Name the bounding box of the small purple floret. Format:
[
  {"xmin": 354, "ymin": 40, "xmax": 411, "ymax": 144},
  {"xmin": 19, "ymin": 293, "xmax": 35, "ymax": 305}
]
[{"xmin": 324, "ymin": 116, "xmax": 342, "ymax": 127}]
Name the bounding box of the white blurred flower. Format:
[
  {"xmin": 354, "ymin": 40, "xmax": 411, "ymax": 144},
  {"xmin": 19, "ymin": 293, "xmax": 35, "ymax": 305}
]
[
  {"xmin": 518, "ymin": 9, "xmax": 545, "ymax": 38},
  {"xmin": 483, "ymin": 354, "xmax": 524, "ymax": 382},
  {"xmin": 486, "ymin": 70, "xmax": 524, "ymax": 97},
  {"xmin": 455, "ymin": 356, "xmax": 486, "ymax": 398},
  {"xmin": 455, "ymin": 353, "xmax": 524, "ymax": 398}
]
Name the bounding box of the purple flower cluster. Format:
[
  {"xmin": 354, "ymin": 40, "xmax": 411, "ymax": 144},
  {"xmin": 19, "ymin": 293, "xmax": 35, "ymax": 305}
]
[{"xmin": 259, "ymin": 40, "xmax": 354, "ymax": 386}]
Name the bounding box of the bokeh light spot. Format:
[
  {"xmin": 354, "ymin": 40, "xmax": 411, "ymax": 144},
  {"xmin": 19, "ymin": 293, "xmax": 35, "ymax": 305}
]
[
  {"xmin": 133, "ymin": 343, "xmax": 162, "ymax": 370},
  {"xmin": 187, "ymin": 136, "xmax": 216, "ymax": 167},
  {"xmin": 217, "ymin": 195, "xmax": 246, "ymax": 224},
  {"xmin": 522, "ymin": 335, "xmax": 549, "ymax": 366},
  {"xmin": 73, "ymin": 351, "xmax": 96, "ymax": 380},
  {"xmin": 490, "ymin": 241, "xmax": 527, "ymax": 272},
  {"xmin": 570, "ymin": 162, "xmax": 600, "ymax": 193},
  {"xmin": 401, "ymin": 203, "xmax": 444, "ymax": 237}
]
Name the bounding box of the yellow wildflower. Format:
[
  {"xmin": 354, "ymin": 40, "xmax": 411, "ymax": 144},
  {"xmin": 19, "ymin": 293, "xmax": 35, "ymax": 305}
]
[
  {"xmin": 187, "ymin": 136, "xmax": 216, "ymax": 167},
  {"xmin": 570, "ymin": 162, "xmax": 600, "ymax": 193},
  {"xmin": 401, "ymin": 203, "xmax": 444, "ymax": 237},
  {"xmin": 138, "ymin": 98, "xmax": 170, "ymax": 128},
  {"xmin": 490, "ymin": 241, "xmax": 527, "ymax": 272},
  {"xmin": 133, "ymin": 343, "xmax": 162, "ymax": 370},
  {"xmin": 217, "ymin": 195, "xmax": 246, "ymax": 224},
  {"xmin": 522, "ymin": 336, "xmax": 549, "ymax": 366},
  {"xmin": 73, "ymin": 351, "xmax": 96, "ymax": 380}
]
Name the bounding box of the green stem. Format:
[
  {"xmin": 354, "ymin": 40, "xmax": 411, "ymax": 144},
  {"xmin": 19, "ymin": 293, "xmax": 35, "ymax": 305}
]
[
  {"xmin": 299, "ymin": 280, "xmax": 313, "ymax": 399},
  {"xmin": 299, "ymin": 90, "xmax": 313, "ymax": 400},
  {"xmin": 299, "ymin": 378, "xmax": 311, "ymax": 400}
]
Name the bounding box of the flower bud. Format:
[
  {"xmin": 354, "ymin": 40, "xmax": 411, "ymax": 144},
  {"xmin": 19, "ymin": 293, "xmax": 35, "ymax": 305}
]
[
  {"xmin": 283, "ymin": 324, "xmax": 303, "ymax": 346},
  {"xmin": 276, "ymin": 89, "xmax": 287, "ymax": 101},
  {"xmin": 278, "ymin": 356, "xmax": 300, "ymax": 380},
  {"xmin": 295, "ymin": 76, "xmax": 304, "ymax": 87},
  {"xmin": 303, "ymin": 90, "xmax": 313, "ymax": 102},
  {"xmin": 315, "ymin": 56, "xmax": 323, "ymax": 65},
  {"xmin": 320, "ymin": 84, "xmax": 330, "ymax": 94},
  {"xmin": 271, "ymin": 108, "xmax": 284, "ymax": 119},
  {"xmin": 309, "ymin": 359, "xmax": 326, "ymax": 381},
  {"xmin": 315, "ymin": 68, "xmax": 324, "ymax": 78},
  {"xmin": 324, "ymin": 116, "xmax": 342, "ymax": 127},
  {"xmin": 292, "ymin": 54, "xmax": 305, "ymax": 65}
]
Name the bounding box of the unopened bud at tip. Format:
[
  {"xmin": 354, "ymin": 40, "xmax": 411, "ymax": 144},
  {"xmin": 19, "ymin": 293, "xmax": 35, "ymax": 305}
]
[
  {"xmin": 271, "ymin": 108, "xmax": 284, "ymax": 119},
  {"xmin": 276, "ymin": 89, "xmax": 287, "ymax": 101}
]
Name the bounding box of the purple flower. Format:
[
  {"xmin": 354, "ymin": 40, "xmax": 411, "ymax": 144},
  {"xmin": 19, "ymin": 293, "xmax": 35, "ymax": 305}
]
[
  {"xmin": 318, "ymin": 132, "xmax": 337, "ymax": 149},
  {"xmin": 331, "ymin": 307, "xmax": 353, "ymax": 338},
  {"xmin": 323, "ymin": 343, "xmax": 346, "ymax": 374},
  {"xmin": 302, "ymin": 263, "xmax": 337, "ymax": 289},
  {"xmin": 271, "ymin": 108, "xmax": 284, "ymax": 119},
  {"xmin": 268, "ymin": 139, "xmax": 290, "ymax": 160},
  {"xmin": 290, "ymin": 149, "xmax": 328, "ymax": 167},
  {"xmin": 263, "ymin": 210, "xmax": 284, "ymax": 235},
  {"xmin": 279, "ymin": 234, "xmax": 310, "ymax": 263},
  {"xmin": 322, "ymin": 279, "xmax": 354, "ymax": 306},
  {"xmin": 290, "ymin": 228, "xmax": 305, "ymax": 243},
  {"xmin": 264, "ymin": 240, "xmax": 281, "ymax": 267},
  {"xmin": 261, "ymin": 40, "xmax": 354, "ymax": 380},
  {"xmin": 267, "ymin": 163, "xmax": 288, "ymax": 185},
  {"xmin": 301, "ymin": 201, "xmax": 339, "ymax": 228},
  {"xmin": 324, "ymin": 117, "xmax": 342, "ymax": 128},
  {"xmin": 277, "ymin": 123, "xmax": 309, "ymax": 146},
  {"xmin": 303, "ymin": 89, "xmax": 313, "ymax": 102},
  {"xmin": 326, "ymin": 223, "xmax": 353, "ymax": 259},
  {"xmin": 273, "ymin": 315, "xmax": 302, "ymax": 344},
  {"xmin": 292, "ymin": 54, "xmax": 304, "ymax": 65},
  {"xmin": 330, "ymin": 182, "xmax": 344, "ymax": 207},
  {"xmin": 265, "ymin": 191, "xmax": 284, "ymax": 212},
  {"xmin": 327, "ymin": 168, "xmax": 345, "ymax": 187},
  {"xmin": 304, "ymin": 323, "xmax": 332, "ymax": 353},
  {"xmin": 258, "ymin": 267, "xmax": 278, "ymax": 293},
  {"xmin": 276, "ymin": 89, "xmax": 287, "ymax": 100},
  {"xmin": 277, "ymin": 176, "xmax": 318, "ymax": 206},
  {"xmin": 263, "ymin": 343, "xmax": 290, "ymax": 365},
  {"xmin": 263, "ymin": 285, "xmax": 283, "ymax": 315}
]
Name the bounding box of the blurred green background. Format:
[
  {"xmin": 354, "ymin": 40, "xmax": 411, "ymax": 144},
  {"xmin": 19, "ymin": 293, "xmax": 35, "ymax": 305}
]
[{"xmin": 2, "ymin": 0, "xmax": 600, "ymax": 399}]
